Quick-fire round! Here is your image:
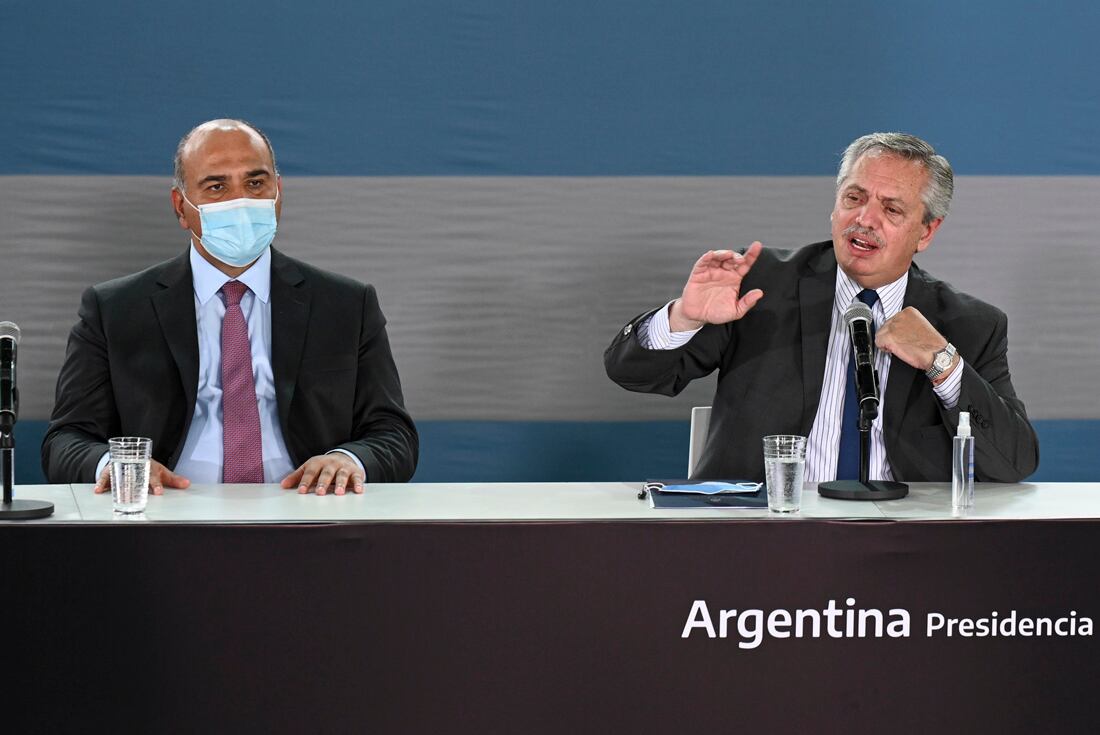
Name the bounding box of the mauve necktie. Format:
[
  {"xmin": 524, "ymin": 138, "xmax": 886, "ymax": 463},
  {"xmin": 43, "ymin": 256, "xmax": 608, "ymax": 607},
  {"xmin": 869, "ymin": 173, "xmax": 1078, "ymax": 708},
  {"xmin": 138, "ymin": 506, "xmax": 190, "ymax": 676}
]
[
  {"xmin": 220, "ymin": 280, "xmax": 264, "ymax": 483},
  {"xmin": 836, "ymin": 289, "xmax": 880, "ymax": 481}
]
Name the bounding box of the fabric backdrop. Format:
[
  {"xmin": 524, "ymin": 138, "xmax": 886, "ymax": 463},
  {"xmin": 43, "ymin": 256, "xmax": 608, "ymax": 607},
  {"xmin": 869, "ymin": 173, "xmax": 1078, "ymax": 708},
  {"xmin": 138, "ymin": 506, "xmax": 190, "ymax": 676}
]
[{"xmin": 2, "ymin": 1, "xmax": 1097, "ymax": 437}]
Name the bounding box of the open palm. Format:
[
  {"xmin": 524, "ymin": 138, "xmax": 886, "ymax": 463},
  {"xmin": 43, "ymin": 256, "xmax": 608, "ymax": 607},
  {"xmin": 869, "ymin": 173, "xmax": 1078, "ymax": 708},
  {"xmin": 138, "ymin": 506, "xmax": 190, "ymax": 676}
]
[{"xmin": 678, "ymin": 242, "xmax": 765, "ymax": 325}]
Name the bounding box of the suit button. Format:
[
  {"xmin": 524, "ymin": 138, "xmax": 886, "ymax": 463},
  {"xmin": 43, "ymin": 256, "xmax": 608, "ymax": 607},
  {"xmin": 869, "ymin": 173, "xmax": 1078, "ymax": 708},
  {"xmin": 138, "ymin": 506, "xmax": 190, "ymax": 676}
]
[{"xmin": 623, "ymin": 324, "xmax": 633, "ymax": 336}]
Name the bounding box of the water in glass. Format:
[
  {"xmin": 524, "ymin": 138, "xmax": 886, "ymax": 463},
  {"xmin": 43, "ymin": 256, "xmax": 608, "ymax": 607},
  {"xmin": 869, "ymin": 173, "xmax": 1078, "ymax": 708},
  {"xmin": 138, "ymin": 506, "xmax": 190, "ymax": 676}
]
[
  {"xmin": 765, "ymin": 457, "xmax": 804, "ymax": 513},
  {"xmin": 112, "ymin": 459, "xmax": 150, "ymax": 514}
]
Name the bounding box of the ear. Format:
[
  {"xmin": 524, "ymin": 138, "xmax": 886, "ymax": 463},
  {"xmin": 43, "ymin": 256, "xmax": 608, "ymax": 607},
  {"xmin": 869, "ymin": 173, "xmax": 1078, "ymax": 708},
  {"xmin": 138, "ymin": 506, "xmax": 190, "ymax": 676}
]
[
  {"xmin": 170, "ymin": 189, "xmax": 188, "ymax": 229},
  {"xmin": 914, "ymin": 217, "xmax": 943, "ymax": 254}
]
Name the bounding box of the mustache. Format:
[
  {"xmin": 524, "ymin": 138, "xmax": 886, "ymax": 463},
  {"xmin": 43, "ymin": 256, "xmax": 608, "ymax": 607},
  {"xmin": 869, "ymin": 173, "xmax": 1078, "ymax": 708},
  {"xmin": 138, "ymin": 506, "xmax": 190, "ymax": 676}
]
[{"xmin": 843, "ymin": 225, "xmax": 885, "ymax": 248}]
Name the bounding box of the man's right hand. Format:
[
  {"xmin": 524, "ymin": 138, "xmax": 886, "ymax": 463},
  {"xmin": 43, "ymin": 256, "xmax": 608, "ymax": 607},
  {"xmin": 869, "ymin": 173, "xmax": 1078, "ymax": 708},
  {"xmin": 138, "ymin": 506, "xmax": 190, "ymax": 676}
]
[
  {"xmin": 94, "ymin": 460, "xmax": 191, "ymax": 496},
  {"xmin": 669, "ymin": 242, "xmax": 765, "ymax": 331}
]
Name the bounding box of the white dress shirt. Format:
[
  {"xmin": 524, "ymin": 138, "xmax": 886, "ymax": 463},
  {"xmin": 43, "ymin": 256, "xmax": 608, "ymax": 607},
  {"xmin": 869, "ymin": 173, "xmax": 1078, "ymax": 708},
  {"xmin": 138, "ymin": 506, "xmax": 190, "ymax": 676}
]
[{"xmin": 639, "ymin": 268, "xmax": 964, "ymax": 481}]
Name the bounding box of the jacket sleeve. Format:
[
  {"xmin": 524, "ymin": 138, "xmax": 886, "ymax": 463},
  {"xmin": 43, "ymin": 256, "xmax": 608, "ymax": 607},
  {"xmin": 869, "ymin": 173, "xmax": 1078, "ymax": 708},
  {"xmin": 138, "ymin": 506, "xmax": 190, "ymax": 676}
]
[
  {"xmin": 41, "ymin": 286, "xmax": 117, "ymax": 483},
  {"xmin": 604, "ymin": 308, "xmax": 733, "ymax": 397},
  {"xmin": 940, "ymin": 309, "xmax": 1039, "ymax": 482},
  {"xmin": 334, "ymin": 285, "xmax": 419, "ymax": 483}
]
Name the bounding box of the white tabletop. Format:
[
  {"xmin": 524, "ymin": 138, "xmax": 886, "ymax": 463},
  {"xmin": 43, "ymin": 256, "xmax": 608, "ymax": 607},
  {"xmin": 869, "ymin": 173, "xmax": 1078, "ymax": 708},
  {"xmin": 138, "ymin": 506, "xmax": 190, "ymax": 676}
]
[
  {"xmin": 0, "ymin": 481, "xmax": 1086, "ymax": 523},
  {"xmin": 1, "ymin": 484, "xmax": 84, "ymax": 522},
  {"xmin": 873, "ymin": 481, "xmax": 1100, "ymax": 519}
]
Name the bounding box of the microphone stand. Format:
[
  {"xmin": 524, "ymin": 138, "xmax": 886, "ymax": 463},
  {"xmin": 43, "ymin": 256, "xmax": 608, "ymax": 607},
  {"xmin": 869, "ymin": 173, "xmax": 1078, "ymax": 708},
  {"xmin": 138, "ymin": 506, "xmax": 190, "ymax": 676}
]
[
  {"xmin": 0, "ymin": 420, "xmax": 54, "ymax": 520},
  {"xmin": 0, "ymin": 322, "xmax": 54, "ymax": 519},
  {"xmin": 818, "ymin": 393, "xmax": 909, "ymax": 501}
]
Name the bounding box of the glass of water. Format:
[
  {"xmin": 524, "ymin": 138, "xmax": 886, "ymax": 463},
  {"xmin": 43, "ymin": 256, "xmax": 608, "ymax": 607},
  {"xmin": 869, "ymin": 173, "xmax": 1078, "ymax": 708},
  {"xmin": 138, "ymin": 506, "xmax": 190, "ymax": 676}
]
[
  {"xmin": 762, "ymin": 435, "xmax": 807, "ymax": 514},
  {"xmin": 109, "ymin": 437, "xmax": 152, "ymax": 514}
]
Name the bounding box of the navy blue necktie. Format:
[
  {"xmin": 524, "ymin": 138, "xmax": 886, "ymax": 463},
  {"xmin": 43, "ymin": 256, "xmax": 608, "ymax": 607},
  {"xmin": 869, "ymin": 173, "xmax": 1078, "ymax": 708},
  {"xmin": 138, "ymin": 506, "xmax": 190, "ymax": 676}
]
[{"xmin": 836, "ymin": 289, "xmax": 880, "ymax": 481}]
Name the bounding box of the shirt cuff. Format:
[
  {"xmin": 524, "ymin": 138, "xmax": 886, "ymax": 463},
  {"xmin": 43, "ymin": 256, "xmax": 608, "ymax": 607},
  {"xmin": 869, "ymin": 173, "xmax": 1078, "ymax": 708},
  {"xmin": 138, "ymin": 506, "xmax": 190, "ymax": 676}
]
[
  {"xmin": 95, "ymin": 452, "xmax": 110, "ymax": 483},
  {"xmin": 932, "ymin": 357, "xmax": 965, "ymax": 409},
  {"xmin": 327, "ymin": 448, "xmax": 368, "ymax": 481},
  {"xmin": 638, "ymin": 300, "xmax": 703, "ymax": 350}
]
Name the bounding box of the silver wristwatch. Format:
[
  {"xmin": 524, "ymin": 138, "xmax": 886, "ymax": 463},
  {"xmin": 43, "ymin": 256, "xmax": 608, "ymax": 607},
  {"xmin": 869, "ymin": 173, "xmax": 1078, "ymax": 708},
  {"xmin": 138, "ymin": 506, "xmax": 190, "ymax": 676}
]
[{"xmin": 926, "ymin": 342, "xmax": 958, "ymax": 380}]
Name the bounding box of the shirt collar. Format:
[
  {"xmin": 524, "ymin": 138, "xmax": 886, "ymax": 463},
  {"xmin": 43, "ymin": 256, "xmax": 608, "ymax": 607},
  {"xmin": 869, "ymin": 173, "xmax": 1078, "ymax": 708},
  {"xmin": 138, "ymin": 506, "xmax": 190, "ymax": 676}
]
[
  {"xmin": 189, "ymin": 245, "xmax": 272, "ymax": 305},
  {"xmin": 833, "ymin": 267, "xmax": 908, "ymax": 322}
]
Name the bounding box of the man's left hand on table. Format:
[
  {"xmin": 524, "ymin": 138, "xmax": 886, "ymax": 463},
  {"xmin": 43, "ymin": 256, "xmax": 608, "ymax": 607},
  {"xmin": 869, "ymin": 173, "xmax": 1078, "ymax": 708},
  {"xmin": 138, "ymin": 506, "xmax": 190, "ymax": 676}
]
[{"xmin": 281, "ymin": 453, "xmax": 365, "ymax": 496}]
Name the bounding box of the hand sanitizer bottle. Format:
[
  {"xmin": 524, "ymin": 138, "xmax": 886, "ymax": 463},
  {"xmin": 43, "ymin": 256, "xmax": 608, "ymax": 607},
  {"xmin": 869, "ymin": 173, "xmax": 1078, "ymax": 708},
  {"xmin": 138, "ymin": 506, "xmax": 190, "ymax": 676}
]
[{"xmin": 952, "ymin": 412, "xmax": 975, "ymax": 510}]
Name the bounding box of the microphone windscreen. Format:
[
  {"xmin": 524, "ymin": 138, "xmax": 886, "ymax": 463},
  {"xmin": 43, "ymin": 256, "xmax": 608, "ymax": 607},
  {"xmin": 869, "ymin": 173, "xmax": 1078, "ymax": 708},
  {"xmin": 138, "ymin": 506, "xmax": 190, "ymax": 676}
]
[
  {"xmin": 844, "ymin": 301, "xmax": 872, "ymax": 327},
  {"xmin": 0, "ymin": 321, "xmax": 19, "ymax": 344}
]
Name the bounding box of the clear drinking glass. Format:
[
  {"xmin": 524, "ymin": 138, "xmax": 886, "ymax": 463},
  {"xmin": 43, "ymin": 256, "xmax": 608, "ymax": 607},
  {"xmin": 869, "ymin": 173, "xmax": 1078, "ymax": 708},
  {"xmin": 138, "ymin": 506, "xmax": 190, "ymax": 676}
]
[
  {"xmin": 109, "ymin": 437, "xmax": 152, "ymax": 514},
  {"xmin": 762, "ymin": 435, "xmax": 807, "ymax": 513}
]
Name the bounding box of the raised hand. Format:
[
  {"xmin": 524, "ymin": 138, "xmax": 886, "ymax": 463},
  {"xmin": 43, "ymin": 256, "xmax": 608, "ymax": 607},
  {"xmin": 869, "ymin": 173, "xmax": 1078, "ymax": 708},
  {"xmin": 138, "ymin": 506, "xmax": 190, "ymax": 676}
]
[{"xmin": 669, "ymin": 242, "xmax": 765, "ymax": 331}]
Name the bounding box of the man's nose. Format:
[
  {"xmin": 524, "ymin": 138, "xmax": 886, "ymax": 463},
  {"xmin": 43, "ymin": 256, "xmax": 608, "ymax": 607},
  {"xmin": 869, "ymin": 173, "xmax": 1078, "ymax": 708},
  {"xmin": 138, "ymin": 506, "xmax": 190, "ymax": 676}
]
[{"xmin": 855, "ymin": 204, "xmax": 880, "ymax": 229}]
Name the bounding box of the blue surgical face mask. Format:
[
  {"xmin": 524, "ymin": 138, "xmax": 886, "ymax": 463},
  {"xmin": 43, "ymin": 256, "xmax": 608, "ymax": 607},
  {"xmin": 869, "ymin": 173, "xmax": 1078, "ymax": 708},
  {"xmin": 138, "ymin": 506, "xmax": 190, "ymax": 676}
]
[{"xmin": 183, "ymin": 189, "xmax": 279, "ymax": 268}]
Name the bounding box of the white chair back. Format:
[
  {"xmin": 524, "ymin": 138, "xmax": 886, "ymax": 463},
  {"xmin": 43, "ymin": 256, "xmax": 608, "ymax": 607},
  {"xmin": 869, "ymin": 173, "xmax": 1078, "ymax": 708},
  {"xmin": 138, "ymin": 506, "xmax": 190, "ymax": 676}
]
[{"xmin": 688, "ymin": 406, "xmax": 712, "ymax": 477}]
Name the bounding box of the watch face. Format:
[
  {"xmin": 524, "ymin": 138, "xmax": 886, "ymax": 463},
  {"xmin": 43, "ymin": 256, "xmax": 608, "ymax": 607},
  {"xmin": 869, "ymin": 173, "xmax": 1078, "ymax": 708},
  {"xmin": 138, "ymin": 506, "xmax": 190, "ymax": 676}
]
[{"xmin": 935, "ymin": 351, "xmax": 952, "ymax": 369}]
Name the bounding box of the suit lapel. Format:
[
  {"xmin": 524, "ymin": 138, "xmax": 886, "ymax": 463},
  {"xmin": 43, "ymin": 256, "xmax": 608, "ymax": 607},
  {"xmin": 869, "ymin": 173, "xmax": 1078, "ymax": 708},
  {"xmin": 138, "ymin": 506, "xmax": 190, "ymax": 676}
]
[
  {"xmin": 269, "ymin": 249, "xmax": 311, "ymax": 436},
  {"xmin": 151, "ymin": 253, "xmax": 199, "ymax": 446},
  {"xmin": 798, "ymin": 247, "xmax": 838, "ymax": 434},
  {"xmin": 882, "ymin": 265, "xmax": 935, "ymax": 451}
]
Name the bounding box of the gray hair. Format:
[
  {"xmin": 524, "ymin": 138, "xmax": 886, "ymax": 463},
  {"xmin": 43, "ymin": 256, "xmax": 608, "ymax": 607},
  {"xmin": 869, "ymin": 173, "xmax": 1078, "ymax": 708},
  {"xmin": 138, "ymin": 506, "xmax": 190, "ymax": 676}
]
[
  {"xmin": 836, "ymin": 132, "xmax": 954, "ymax": 225},
  {"xmin": 172, "ymin": 118, "xmax": 279, "ymax": 192}
]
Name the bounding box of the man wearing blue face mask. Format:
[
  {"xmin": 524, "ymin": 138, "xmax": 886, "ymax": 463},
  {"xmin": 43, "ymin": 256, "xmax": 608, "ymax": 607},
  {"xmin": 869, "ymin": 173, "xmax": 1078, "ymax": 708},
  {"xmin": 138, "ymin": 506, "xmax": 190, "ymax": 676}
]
[{"xmin": 42, "ymin": 119, "xmax": 418, "ymax": 494}]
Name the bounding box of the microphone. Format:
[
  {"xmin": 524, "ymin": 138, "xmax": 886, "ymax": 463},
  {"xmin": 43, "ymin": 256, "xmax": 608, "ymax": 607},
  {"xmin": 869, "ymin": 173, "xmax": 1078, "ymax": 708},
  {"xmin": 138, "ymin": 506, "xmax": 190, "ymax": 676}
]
[
  {"xmin": 0, "ymin": 321, "xmax": 18, "ymax": 431},
  {"xmin": 843, "ymin": 302, "xmax": 878, "ymax": 427},
  {"xmin": 0, "ymin": 320, "xmax": 52, "ymax": 518},
  {"xmin": 819, "ymin": 301, "xmax": 907, "ymax": 502}
]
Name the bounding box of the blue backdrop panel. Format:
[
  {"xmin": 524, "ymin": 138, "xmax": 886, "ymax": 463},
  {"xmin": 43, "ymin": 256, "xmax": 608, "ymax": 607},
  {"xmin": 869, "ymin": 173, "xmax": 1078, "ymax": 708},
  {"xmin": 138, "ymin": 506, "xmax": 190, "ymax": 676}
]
[{"xmin": 4, "ymin": 1, "xmax": 1100, "ymax": 175}]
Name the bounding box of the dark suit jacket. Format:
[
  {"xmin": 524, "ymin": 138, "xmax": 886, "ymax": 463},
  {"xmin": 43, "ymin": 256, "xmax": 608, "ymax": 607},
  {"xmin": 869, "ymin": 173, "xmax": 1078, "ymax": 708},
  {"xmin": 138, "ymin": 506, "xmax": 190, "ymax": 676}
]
[
  {"xmin": 42, "ymin": 247, "xmax": 418, "ymax": 483},
  {"xmin": 605, "ymin": 242, "xmax": 1038, "ymax": 482}
]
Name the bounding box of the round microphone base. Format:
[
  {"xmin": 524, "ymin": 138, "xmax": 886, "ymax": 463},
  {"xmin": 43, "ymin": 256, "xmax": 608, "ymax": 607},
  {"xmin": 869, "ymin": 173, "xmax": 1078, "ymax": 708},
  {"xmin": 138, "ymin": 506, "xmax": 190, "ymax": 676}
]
[
  {"xmin": 818, "ymin": 480, "xmax": 909, "ymax": 501},
  {"xmin": 0, "ymin": 499, "xmax": 55, "ymax": 520}
]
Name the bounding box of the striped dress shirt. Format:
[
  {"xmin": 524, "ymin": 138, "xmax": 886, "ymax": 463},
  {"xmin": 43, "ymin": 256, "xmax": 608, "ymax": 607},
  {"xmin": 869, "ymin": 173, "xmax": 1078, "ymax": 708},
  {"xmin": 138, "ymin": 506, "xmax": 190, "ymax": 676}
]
[{"xmin": 639, "ymin": 268, "xmax": 964, "ymax": 481}]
